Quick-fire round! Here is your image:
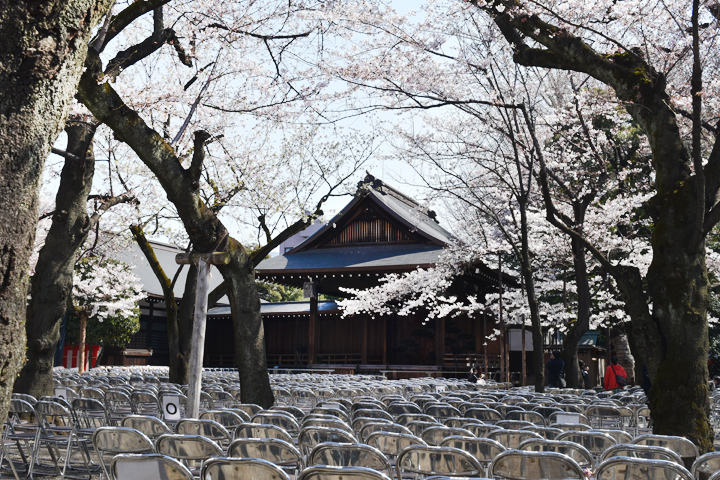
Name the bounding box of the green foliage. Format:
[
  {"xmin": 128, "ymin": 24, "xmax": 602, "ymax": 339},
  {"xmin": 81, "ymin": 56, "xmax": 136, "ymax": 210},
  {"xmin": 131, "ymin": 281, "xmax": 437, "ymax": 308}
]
[
  {"xmin": 256, "ymin": 281, "xmax": 304, "ymax": 302},
  {"xmin": 65, "ymin": 308, "xmax": 140, "ymax": 347}
]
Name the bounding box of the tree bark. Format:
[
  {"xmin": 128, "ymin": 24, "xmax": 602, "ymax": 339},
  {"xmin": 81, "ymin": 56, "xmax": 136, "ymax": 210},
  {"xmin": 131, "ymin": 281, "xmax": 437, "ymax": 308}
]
[
  {"xmin": 78, "ymin": 55, "xmax": 274, "ymax": 407},
  {"xmin": 518, "ymin": 204, "xmax": 545, "ymax": 392},
  {"xmin": 0, "ymin": 0, "xmax": 112, "ymax": 421},
  {"xmin": 14, "ymin": 120, "xmax": 97, "ymax": 397},
  {"xmin": 562, "ymin": 235, "xmax": 591, "ymax": 389}
]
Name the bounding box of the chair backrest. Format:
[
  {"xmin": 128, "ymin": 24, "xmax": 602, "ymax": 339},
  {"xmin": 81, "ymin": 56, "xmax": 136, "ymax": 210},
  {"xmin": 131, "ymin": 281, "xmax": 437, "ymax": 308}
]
[
  {"xmin": 201, "ymin": 457, "xmax": 291, "ymax": 480},
  {"xmin": 228, "ymin": 403, "xmax": 262, "ymax": 417},
  {"xmin": 121, "ymin": 415, "xmax": 172, "ymax": 439},
  {"xmin": 386, "ymin": 403, "xmax": 422, "ymax": 416},
  {"xmin": 420, "ymin": 426, "xmax": 474, "ymax": 446},
  {"xmin": 601, "ymin": 444, "xmax": 683, "ymax": 465},
  {"xmin": 463, "ymin": 423, "xmax": 503, "ymax": 437},
  {"xmin": 308, "ymin": 442, "xmax": 391, "ymax": 473},
  {"xmin": 490, "ymin": 450, "xmax": 585, "ymax": 480},
  {"xmin": 519, "ymin": 425, "xmax": 564, "ymax": 440},
  {"xmin": 517, "ymin": 438, "xmax": 594, "ymax": 468},
  {"xmin": 252, "ymin": 412, "xmax": 301, "ymax": 435},
  {"xmin": 633, "ymin": 434, "xmax": 700, "ymax": 465},
  {"xmin": 556, "ymin": 430, "xmax": 617, "ymax": 455},
  {"xmin": 488, "ymin": 429, "xmax": 543, "ymax": 449},
  {"xmin": 365, "ymin": 431, "xmax": 427, "ymax": 459},
  {"xmin": 353, "ymin": 409, "xmax": 393, "ymax": 422},
  {"xmin": 359, "ymin": 422, "xmax": 412, "ymax": 442},
  {"xmin": 303, "ymin": 418, "xmax": 354, "ymax": 435},
  {"xmin": 155, "ymin": 434, "xmax": 224, "ymax": 461},
  {"xmin": 175, "ymin": 418, "xmax": 231, "ymax": 443},
  {"xmin": 396, "ymin": 445, "xmax": 484, "ymax": 478},
  {"xmin": 595, "ymin": 456, "xmax": 694, "ymax": 480},
  {"xmin": 92, "ymin": 426, "xmax": 154, "ymax": 454},
  {"xmin": 72, "ymin": 397, "xmax": 109, "ymax": 428},
  {"xmin": 298, "ymin": 426, "xmax": 357, "ymax": 456},
  {"xmin": 111, "ymin": 453, "xmax": 194, "ymax": 480},
  {"xmin": 234, "ymin": 422, "xmax": 294, "ymax": 443},
  {"xmin": 297, "ymin": 465, "xmax": 392, "ymax": 480},
  {"xmin": 465, "ymin": 407, "xmax": 502, "ymax": 423},
  {"xmin": 199, "ymin": 410, "xmax": 247, "ymax": 428},
  {"xmin": 506, "ymin": 410, "xmax": 546, "ymax": 426},
  {"xmin": 35, "ymin": 400, "xmax": 77, "ymax": 433},
  {"xmin": 11, "ymin": 393, "xmax": 37, "ymax": 406},
  {"xmin": 228, "ymin": 438, "xmax": 303, "ymax": 470},
  {"xmin": 439, "ymin": 436, "xmax": 506, "ymax": 465},
  {"xmin": 423, "ymin": 404, "xmax": 462, "ymax": 420},
  {"xmin": 130, "ymin": 391, "xmax": 161, "ymax": 415},
  {"xmin": 693, "ymin": 452, "xmax": 720, "ymax": 480},
  {"xmin": 590, "ymin": 428, "xmax": 633, "ymax": 444}
]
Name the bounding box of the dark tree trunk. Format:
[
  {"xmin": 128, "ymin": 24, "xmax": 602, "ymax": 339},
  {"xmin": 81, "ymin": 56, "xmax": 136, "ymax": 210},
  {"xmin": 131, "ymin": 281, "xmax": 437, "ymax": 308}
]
[
  {"xmin": 0, "ymin": 0, "xmax": 112, "ymax": 423},
  {"xmin": 518, "ymin": 204, "xmax": 545, "ymax": 393},
  {"xmin": 175, "ymin": 264, "xmax": 197, "ymax": 385},
  {"xmin": 79, "ymin": 60, "xmax": 274, "ymax": 407},
  {"xmin": 562, "ymin": 235, "xmax": 591, "ymax": 389},
  {"xmin": 15, "ymin": 121, "xmax": 96, "ymax": 397}
]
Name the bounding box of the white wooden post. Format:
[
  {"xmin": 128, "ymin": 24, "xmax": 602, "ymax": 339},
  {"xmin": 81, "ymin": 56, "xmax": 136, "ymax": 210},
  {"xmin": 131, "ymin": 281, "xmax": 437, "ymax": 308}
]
[{"xmin": 175, "ymin": 251, "xmax": 230, "ymax": 419}]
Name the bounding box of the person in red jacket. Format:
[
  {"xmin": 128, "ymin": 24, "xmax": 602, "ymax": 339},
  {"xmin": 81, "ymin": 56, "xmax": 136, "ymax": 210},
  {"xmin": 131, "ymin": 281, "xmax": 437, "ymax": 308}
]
[{"xmin": 604, "ymin": 356, "xmax": 627, "ymax": 391}]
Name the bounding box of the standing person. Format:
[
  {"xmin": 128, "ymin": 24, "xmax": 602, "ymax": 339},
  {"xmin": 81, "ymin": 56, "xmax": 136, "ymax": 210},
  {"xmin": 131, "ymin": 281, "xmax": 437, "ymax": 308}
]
[
  {"xmin": 604, "ymin": 356, "xmax": 627, "ymax": 391},
  {"xmin": 579, "ymin": 360, "xmax": 592, "ymax": 389},
  {"xmin": 468, "ymin": 366, "xmax": 479, "ymax": 383},
  {"xmin": 546, "ymin": 351, "xmax": 565, "ymax": 388}
]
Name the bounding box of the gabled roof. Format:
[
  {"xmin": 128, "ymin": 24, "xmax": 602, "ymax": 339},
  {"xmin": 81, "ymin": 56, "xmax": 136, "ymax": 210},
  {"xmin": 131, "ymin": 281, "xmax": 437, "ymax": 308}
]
[{"xmin": 289, "ymin": 176, "xmax": 452, "ymax": 253}]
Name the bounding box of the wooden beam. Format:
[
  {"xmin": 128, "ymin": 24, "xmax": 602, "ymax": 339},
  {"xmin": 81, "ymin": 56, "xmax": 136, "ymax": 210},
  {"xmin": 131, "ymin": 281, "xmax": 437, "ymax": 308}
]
[
  {"xmin": 382, "ymin": 316, "xmax": 387, "ymax": 365},
  {"xmin": 308, "ymin": 294, "xmax": 318, "ymax": 364},
  {"xmin": 436, "ymin": 316, "xmax": 445, "ymax": 367},
  {"xmin": 361, "ymin": 317, "xmax": 368, "ymax": 364}
]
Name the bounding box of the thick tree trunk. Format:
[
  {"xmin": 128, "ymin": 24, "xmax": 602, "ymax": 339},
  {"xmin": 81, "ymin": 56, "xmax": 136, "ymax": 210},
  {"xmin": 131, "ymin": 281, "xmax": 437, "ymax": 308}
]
[
  {"xmin": 14, "ymin": 121, "xmax": 97, "ymax": 397},
  {"xmin": 646, "ymin": 185, "xmax": 711, "ymax": 450},
  {"xmin": 175, "ymin": 264, "xmax": 197, "ymax": 385},
  {"xmin": 518, "ymin": 206, "xmax": 545, "ymax": 392},
  {"xmin": 562, "ymin": 235, "xmax": 592, "ymax": 389},
  {"xmin": 0, "ymin": 0, "xmax": 111, "ymax": 422}
]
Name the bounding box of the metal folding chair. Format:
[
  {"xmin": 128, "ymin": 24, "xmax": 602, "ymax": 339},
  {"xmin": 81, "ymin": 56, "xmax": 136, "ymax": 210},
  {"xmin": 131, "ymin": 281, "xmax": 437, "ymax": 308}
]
[
  {"xmin": 487, "ymin": 429, "xmax": 543, "ymax": 449},
  {"xmin": 91, "ymin": 426, "xmax": 154, "ymax": 480},
  {"xmin": 308, "ymin": 442, "xmax": 391, "ymax": 474},
  {"xmin": 234, "ymin": 422, "xmax": 294, "ymax": 443},
  {"xmin": 298, "ymin": 426, "xmax": 357, "ymax": 458},
  {"xmin": 396, "ymin": 444, "xmax": 484, "ymax": 478},
  {"xmin": 155, "ymin": 434, "xmax": 224, "ymax": 476},
  {"xmin": 228, "ymin": 437, "xmax": 303, "ymax": 477},
  {"xmin": 175, "ymin": 419, "xmax": 231, "ymax": 446},
  {"xmin": 439, "ymin": 435, "xmax": 505, "ymax": 476},
  {"xmin": 201, "ymin": 456, "xmax": 291, "ymax": 480},
  {"xmin": 111, "ymin": 453, "xmax": 193, "ymax": 480},
  {"xmin": 120, "ymin": 415, "xmax": 172, "ymax": 440},
  {"xmin": 633, "ymin": 434, "xmax": 701, "ymax": 469},
  {"xmin": 420, "ymin": 426, "xmax": 474, "ymax": 446},
  {"xmin": 34, "ymin": 400, "xmax": 94, "ymax": 480},
  {"xmin": 517, "ymin": 438, "xmax": 594, "ymax": 468},
  {"xmin": 490, "ymin": 450, "xmax": 585, "ymax": 480},
  {"xmin": 601, "ymin": 444, "xmax": 683, "ymax": 465},
  {"xmin": 596, "ymin": 456, "xmax": 694, "ymax": 480},
  {"xmin": 298, "ymin": 465, "xmax": 391, "ymax": 480}
]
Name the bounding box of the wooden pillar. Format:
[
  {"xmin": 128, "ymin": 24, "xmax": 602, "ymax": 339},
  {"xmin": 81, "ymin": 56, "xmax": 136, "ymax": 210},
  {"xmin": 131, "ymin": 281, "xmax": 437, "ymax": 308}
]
[
  {"xmin": 522, "ymin": 320, "xmax": 527, "ymax": 386},
  {"xmin": 309, "ymin": 294, "xmax": 318, "ymax": 364},
  {"xmin": 382, "ymin": 316, "xmax": 387, "ymax": 365},
  {"xmin": 361, "ymin": 317, "xmax": 368, "ymax": 364},
  {"xmin": 483, "ymin": 311, "xmax": 488, "ymax": 376},
  {"xmin": 498, "ymin": 254, "xmax": 504, "ymax": 382},
  {"xmin": 436, "ymin": 316, "xmax": 445, "ymax": 368}
]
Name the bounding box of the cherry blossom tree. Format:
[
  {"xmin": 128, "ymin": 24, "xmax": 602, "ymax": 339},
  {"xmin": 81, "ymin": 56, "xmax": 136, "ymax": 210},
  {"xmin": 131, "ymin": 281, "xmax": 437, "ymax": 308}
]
[{"xmin": 469, "ymin": 0, "xmax": 720, "ymax": 447}]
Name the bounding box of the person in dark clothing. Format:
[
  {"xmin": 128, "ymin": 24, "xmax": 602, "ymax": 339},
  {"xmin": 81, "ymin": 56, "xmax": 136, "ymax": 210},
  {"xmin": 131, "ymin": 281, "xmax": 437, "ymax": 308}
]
[
  {"xmin": 546, "ymin": 351, "xmax": 565, "ymax": 388},
  {"xmin": 468, "ymin": 367, "xmax": 479, "ymax": 383}
]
